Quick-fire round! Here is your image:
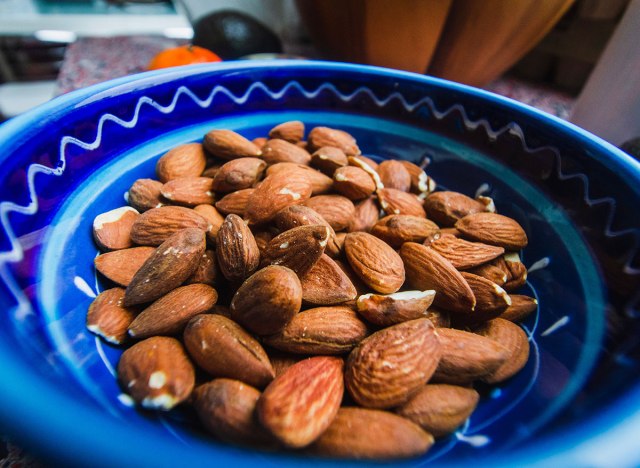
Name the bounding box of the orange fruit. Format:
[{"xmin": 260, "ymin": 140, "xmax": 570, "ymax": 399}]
[{"xmin": 148, "ymin": 45, "xmax": 222, "ymax": 70}]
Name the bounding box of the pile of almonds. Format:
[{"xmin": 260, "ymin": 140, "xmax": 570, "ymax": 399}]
[{"xmin": 87, "ymin": 121, "xmax": 538, "ymax": 459}]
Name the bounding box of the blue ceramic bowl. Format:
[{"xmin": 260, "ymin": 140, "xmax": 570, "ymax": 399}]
[{"xmin": 1, "ymin": 61, "xmax": 639, "ymax": 467}]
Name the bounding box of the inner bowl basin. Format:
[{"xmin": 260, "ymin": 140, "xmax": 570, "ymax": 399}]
[{"xmin": 0, "ymin": 61, "xmax": 639, "ymax": 467}]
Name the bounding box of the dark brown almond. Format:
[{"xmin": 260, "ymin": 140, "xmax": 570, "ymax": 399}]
[
  {"xmin": 300, "ymin": 254, "xmax": 357, "ymax": 305},
  {"xmin": 400, "ymin": 160, "xmax": 436, "ymax": 197},
  {"xmin": 117, "ymin": 336, "xmax": 195, "ymax": 410},
  {"xmin": 459, "ymin": 272, "xmax": 511, "ymax": 323},
  {"xmin": 130, "ymin": 206, "xmax": 210, "ymax": 246},
  {"xmin": 333, "ymin": 166, "xmax": 376, "ymax": 200},
  {"xmin": 156, "ymin": 143, "xmax": 207, "ymax": 182},
  {"xmin": 202, "ymin": 161, "xmax": 223, "ymax": 179},
  {"xmin": 503, "ymin": 252, "xmax": 528, "ymax": 291},
  {"xmin": 261, "ymin": 225, "xmax": 330, "ymax": 276},
  {"xmin": 161, "ymin": 177, "xmax": 215, "ymax": 206},
  {"xmin": 500, "ymin": 294, "xmax": 538, "ymax": 322},
  {"xmin": 184, "ymin": 314, "xmax": 274, "ymax": 388},
  {"xmin": 370, "ymin": 215, "xmax": 439, "ymax": 248},
  {"xmin": 424, "ymin": 191, "xmax": 488, "ymax": 227},
  {"xmin": 429, "ymin": 235, "xmax": 505, "ymax": 270},
  {"xmin": 261, "ymin": 138, "xmax": 312, "ymax": 165},
  {"xmin": 216, "ymin": 214, "xmax": 260, "ymax": 282},
  {"xmin": 266, "ymin": 162, "xmax": 333, "ymax": 195},
  {"xmin": 212, "ymin": 157, "xmax": 266, "ymax": 193},
  {"xmin": 310, "ymin": 146, "xmax": 348, "ymax": 175},
  {"xmin": 230, "ymin": 265, "xmax": 302, "ymax": 335},
  {"xmin": 274, "ymin": 205, "xmax": 340, "ymax": 257},
  {"xmin": 128, "ymin": 284, "xmax": 218, "ymax": 338},
  {"xmin": 347, "ymin": 197, "xmax": 380, "ymax": 233},
  {"xmin": 185, "ymin": 249, "xmax": 218, "ymax": 286},
  {"xmin": 356, "ymin": 290, "xmax": 436, "ymax": 327},
  {"xmin": 252, "ymin": 229, "xmax": 274, "ymax": 256},
  {"xmin": 245, "ymin": 170, "xmax": 313, "ymax": 225},
  {"xmin": 475, "ymin": 318, "xmax": 530, "ymax": 383},
  {"xmin": 87, "ymin": 288, "xmax": 137, "ymax": 344},
  {"xmin": 215, "ymin": 188, "xmax": 255, "ymax": 216},
  {"xmin": 303, "ymin": 195, "xmax": 356, "ymax": 231},
  {"xmin": 396, "ymin": 384, "xmax": 479, "ymax": 437},
  {"xmin": 399, "ymin": 242, "xmax": 476, "ymax": 314},
  {"xmin": 93, "ymin": 207, "xmax": 139, "ymax": 251},
  {"xmin": 378, "ymin": 188, "xmax": 426, "ymax": 217},
  {"xmin": 193, "ymin": 204, "xmax": 225, "ymax": 242},
  {"xmin": 128, "ymin": 178, "xmax": 165, "ymax": 212},
  {"xmin": 307, "ymin": 126, "xmax": 360, "ymax": 155},
  {"xmin": 269, "ymin": 120, "xmax": 304, "ymax": 143},
  {"xmin": 455, "ymin": 212, "xmax": 528, "ymax": 250},
  {"xmin": 124, "ymin": 228, "xmax": 205, "ymax": 306},
  {"xmin": 345, "ymin": 318, "xmax": 441, "ymax": 408},
  {"xmin": 203, "ymin": 129, "xmax": 262, "ymax": 160},
  {"xmin": 268, "ymin": 350, "xmax": 305, "ymax": 377},
  {"xmin": 467, "ymin": 263, "xmax": 509, "ymax": 286},
  {"xmin": 94, "ymin": 246, "xmax": 156, "ymax": 286},
  {"xmin": 377, "ymin": 160, "xmax": 411, "ymax": 192}
]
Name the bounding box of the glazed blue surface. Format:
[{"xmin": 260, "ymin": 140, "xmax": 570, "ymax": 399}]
[{"xmin": 0, "ymin": 61, "xmax": 639, "ymax": 467}]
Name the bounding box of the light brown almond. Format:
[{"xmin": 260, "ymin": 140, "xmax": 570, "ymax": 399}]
[
  {"xmin": 310, "ymin": 146, "xmax": 348, "ymax": 175},
  {"xmin": 87, "ymin": 288, "xmax": 137, "ymax": 344},
  {"xmin": 348, "ymin": 154, "xmax": 379, "ymax": 172},
  {"xmin": 424, "ymin": 191, "xmax": 488, "ymax": 227},
  {"xmin": 261, "ymin": 225, "xmax": 329, "ymax": 276},
  {"xmin": 274, "ymin": 205, "xmax": 340, "ymax": 257},
  {"xmin": 500, "ymin": 294, "xmax": 538, "ymax": 322},
  {"xmin": 429, "ymin": 235, "xmax": 505, "ymax": 270},
  {"xmin": 455, "ymin": 212, "xmax": 528, "ymax": 250},
  {"xmin": 303, "ymin": 195, "xmax": 355, "ymax": 231},
  {"xmin": 269, "ymin": 120, "xmax": 304, "ymax": 143},
  {"xmin": 400, "ymin": 160, "xmax": 436, "ymax": 197},
  {"xmin": 245, "ymin": 170, "xmax": 313, "ymax": 225},
  {"xmin": 261, "ymin": 138, "xmax": 312, "ymax": 165},
  {"xmin": 459, "ymin": 272, "xmax": 511, "ymax": 323},
  {"xmin": 193, "ymin": 204, "xmax": 225, "ymax": 242},
  {"xmin": 127, "ymin": 178, "xmax": 165, "ymax": 212},
  {"xmin": 94, "ymin": 246, "xmax": 156, "ymax": 287},
  {"xmin": 212, "ymin": 157, "xmax": 266, "ymax": 193},
  {"xmin": 475, "ymin": 318, "xmax": 530, "ymax": 383},
  {"xmin": 300, "ymin": 254, "xmax": 357, "ymax": 305},
  {"xmin": 378, "ymin": 188, "xmax": 426, "ymax": 217},
  {"xmin": 215, "ymin": 188, "xmax": 255, "ymax": 216},
  {"xmin": 266, "ymin": 162, "xmax": 333, "ymax": 195},
  {"xmin": 216, "ymin": 214, "xmax": 260, "ymax": 282},
  {"xmin": 251, "ymin": 137, "xmax": 267, "ymax": 149},
  {"xmin": 156, "ymin": 143, "xmax": 207, "ymax": 182},
  {"xmin": 370, "ymin": 215, "xmax": 439, "ymax": 248},
  {"xmin": 203, "ymin": 129, "xmax": 262, "ymax": 160},
  {"xmin": 466, "ymin": 262, "xmax": 508, "ymax": 286},
  {"xmin": 377, "ymin": 160, "xmax": 411, "ymax": 192},
  {"xmin": 307, "ymin": 126, "xmax": 360, "ymax": 155},
  {"xmin": 356, "ymin": 290, "xmax": 436, "ymax": 327},
  {"xmin": 347, "ymin": 197, "xmax": 380, "ymax": 233},
  {"xmin": 345, "ymin": 318, "xmax": 441, "ymax": 408},
  {"xmin": 333, "ymin": 166, "xmax": 376, "ymax": 200},
  {"xmin": 161, "ymin": 177, "xmax": 215, "ymax": 206},
  {"xmin": 130, "ymin": 206, "xmax": 210, "ymax": 246},
  {"xmin": 93, "ymin": 206, "xmax": 139, "ymax": 251}
]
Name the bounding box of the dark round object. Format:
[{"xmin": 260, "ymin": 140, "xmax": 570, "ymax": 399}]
[{"xmin": 192, "ymin": 10, "xmax": 282, "ymax": 60}]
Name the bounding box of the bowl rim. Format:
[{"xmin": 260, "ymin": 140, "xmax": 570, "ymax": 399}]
[{"xmin": 1, "ymin": 60, "xmax": 639, "ymax": 466}]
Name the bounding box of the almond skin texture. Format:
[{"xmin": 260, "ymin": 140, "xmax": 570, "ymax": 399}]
[
  {"xmin": 192, "ymin": 379, "xmax": 273, "ymax": 446},
  {"xmin": 467, "ymin": 262, "xmax": 509, "ymax": 286},
  {"xmin": 124, "ymin": 228, "xmax": 205, "ymax": 306},
  {"xmin": 356, "ymin": 290, "xmax": 436, "ymax": 327},
  {"xmin": 94, "ymin": 246, "xmax": 155, "ymax": 286},
  {"xmin": 503, "ymin": 252, "xmax": 528, "ymax": 291},
  {"xmin": 399, "ymin": 242, "xmax": 476, "ymax": 314},
  {"xmin": 216, "ymin": 214, "xmax": 260, "ymax": 282},
  {"xmin": 87, "ymin": 288, "xmax": 137, "ymax": 344},
  {"xmin": 501, "ymin": 294, "xmax": 538, "ymax": 322},
  {"xmin": 429, "ymin": 235, "xmax": 505, "ymax": 270},
  {"xmin": 455, "ymin": 212, "xmax": 528, "ymax": 250},
  {"xmin": 347, "ymin": 197, "xmax": 380, "ymax": 233},
  {"xmin": 269, "ymin": 120, "xmax": 304, "ymax": 143},
  {"xmin": 333, "ymin": 166, "xmax": 376, "ymax": 200},
  {"xmin": 212, "ymin": 157, "xmax": 266, "ymax": 193},
  {"xmin": 458, "ymin": 272, "xmax": 511, "ymax": 324},
  {"xmin": 475, "ymin": 318, "xmax": 530, "ymax": 383},
  {"xmin": 230, "ymin": 265, "xmax": 302, "ymax": 335},
  {"xmin": 117, "ymin": 336, "xmax": 195, "ymax": 410},
  {"xmin": 264, "ymin": 306, "xmax": 369, "ymax": 355},
  {"xmin": 299, "ymin": 254, "xmax": 357, "ymax": 305},
  {"xmin": 215, "ymin": 188, "xmax": 255, "ymax": 216},
  {"xmin": 130, "ymin": 206, "xmax": 210, "ymax": 246},
  {"xmin": 310, "ymin": 146, "xmax": 348, "ymax": 175},
  {"xmin": 424, "ymin": 191, "xmax": 488, "ymax": 227},
  {"xmin": 309, "ymin": 407, "xmax": 434, "ymax": 459},
  {"xmin": 156, "ymin": 143, "xmax": 206, "ymax": 182},
  {"xmin": 93, "ymin": 207, "xmax": 139, "ymax": 251},
  {"xmin": 260, "ymin": 225, "xmax": 330, "ymax": 277},
  {"xmin": 266, "ymin": 162, "xmax": 333, "ymax": 195},
  {"xmin": 185, "ymin": 249, "xmax": 219, "ymax": 286},
  {"xmin": 344, "ymin": 232, "xmax": 405, "ymax": 294},
  {"xmin": 307, "ymin": 126, "xmax": 360, "ymax": 156},
  {"xmin": 432, "ymin": 328, "xmax": 510, "ymax": 384},
  {"xmin": 203, "ymin": 129, "xmax": 262, "ymax": 160},
  {"xmin": 257, "ymin": 356, "xmax": 344, "ymax": 448},
  {"xmin": 128, "ymin": 284, "xmax": 218, "ymax": 338},
  {"xmin": 303, "ymin": 195, "xmax": 356, "ymax": 231},
  {"xmin": 378, "ymin": 188, "xmax": 426, "ymax": 218},
  {"xmin": 261, "ymin": 138, "xmax": 312, "ymax": 165},
  {"xmin": 377, "ymin": 160, "xmax": 411, "ymax": 192},
  {"xmin": 370, "ymin": 215, "xmax": 439, "ymax": 248},
  {"xmin": 183, "ymin": 314, "xmax": 275, "ymax": 388},
  {"xmin": 193, "ymin": 204, "xmax": 225, "ymax": 242},
  {"xmin": 400, "ymin": 160, "xmax": 436, "ymax": 197},
  {"xmin": 161, "ymin": 177, "xmax": 215, "ymax": 206},
  {"xmin": 245, "ymin": 170, "xmax": 313, "ymax": 225},
  {"xmin": 274, "ymin": 205, "xmax": 340, "ymax": 257},
  {"xmin": 396, "ymin": 384, "xmax": 480, "ymax": 437},
  {"xmin": 345, "ymin": 318, "xmax": 441, "ymax": 409},
  {"xmin": 127, "ymin": 178, "xmax": 165, "ymax": 212}
]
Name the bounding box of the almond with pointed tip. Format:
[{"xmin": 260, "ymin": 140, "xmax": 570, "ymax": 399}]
[
  {"xmin": 429, "ymin": 235, "xmax": 505, "ymax": 270},
  {"xmin": 94, "ymin": 246, "xmax": 156, "ymax": 286},
  {"xmin": 303, "ymin": 195, "xmax": 355, "ymax": 231},
  {"xmin": 274, "ymin": 205, "xmax": 340, "ymax": 257},
  {"xmin": 400, "ymin": 160, "xmax": 436, "ymax": 197},
  {"xmin": 161, "ymin": 177, "xmax": 215, "ymax": 206},
  {"xmin": 117, "ymin": 336, "xmax": 195, "ymax": 410},
  {"xmin": 344, "ymin": 232, "xmax": 405, "ymax": 294},
  {"xmin": 475, "ymin": 318, "xmax": 530, "ymax": 383},
  {"xmin": 310, "ymin": 146, "xmax": 348, "ymax": 175},
  {"xmin": 216, "ymin": 214, "xmax": 260, "ymax": 282},
  {"xmin": 400, "ymin": 242, "xmax": 475, "ymax": 314},
  {"xmin": 128, "ymin": 283, "xmax": 218, "ymax": 338},
  {"xmin": 215, "ymin": 188, "xmax": 255, "ymax": 216},
  {"xmin": 261, "ymin": 138, "xmax": 312, "ymax": 165},
  {"xmin": 466, "ymin": 262, "xmax": 508, "ymax": 286},
  {"xmin": 377, "ymin": 160, "xmax": 411, "ymax": 192},
  {"xmin": 378, "ymin": 188, "xmax": 426, "ymax": 217},
  {"xmin": 245, "ymin": 170, "xmax": 313, "ymax": 225},
  {"xmin": 333, "ymin": 166, "xmax": 376, "ymax": 200},
  {"xmin": 424, "ymin": 191, "xmax": 488, "ymax": 227},
  {"xmin": 299, "ymin": 254, "xmax": 357, "ymax": 305},
  {"xmin": 203, "ymin": 129, "xmax": 262, "ymax": 160},
  {"xmin": 128, "ymin": 178, "xmax": 164, "ymax": 212},
  {"xmin": 87, "ymin": 288, "xmax": 137, "ymax": 344},
  {"xmin": 156, "ymin": 142, "xmax": 207, "ymax": 182},
  {"xmin": 455, "ymin": 212, "xmax": 528, "ymax": 250},
  {"xmin": 269, "ymin": 120, "xmax": 304, "ymax": 143},
  {"xmin": 345, "ymin": 318, "xmax": 441, "ymax": 409},
  {"xmin": 307, "ymin": 126, "xmax": 360, "ymax": 155},
  {"xmin": 130, "ymin": 206, "xmax": 210, "ymax": 246},
  {"xmin": 211, "ymin": 157, "xmax": 266, "ymax": 193},
  {"xmin": 356, "ymin": 290, "xmax": 436, "ymax": 327},
  {"xmin": 261, "ymin": 225, "xmax": 330, "ymax": 277},
  {"xmin": 257, "ymin": 356, "xmax": 344, "ymax": 448},
  {"xmin": 266, "ymin": 162, "xmax": 333, "ymax": 195},
  {"xmin": 458, "ymin": 272, "xmax": 511, "ymax": 323},
  {"xmin": 93, "ymin": 206, "xmax": 139, "ymax": 251},
  {"xmin": 370, "ymin": 215, "xmax": 439, "ymax": 248},
  {"xmin": 500, "ymin": 294, "xmax": 538, "ymax": 322},
  {"xmin": 183, "ymin": 314, "xmax": 275, "ymax": 388}
]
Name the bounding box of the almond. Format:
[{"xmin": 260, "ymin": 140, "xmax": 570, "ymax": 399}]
[
  {"xmin": 370, "ymin": 215, "xmax": 439, "ymax": 248},
  {"xmin": 269, "ymin": 120, "xmax": 304, "ymax": 143},
  {"xmin": 309, "ymin": 407, "xmax": 434, "ymax": 459},
  {"xmin": 230, "ymin": 265, "xmax": 302, "ymax": 335},
  {"xmin": 193, "ymin": 379, "xmax": 274, "ymax": 446},
  {"xmin": 347, "ymin": 197, "xmax": 380, "ymax": 233},
  {"xmin": 424, "ymin": 191, "xmax": 488, "ymax": 227},
  {"xmin": 245, "ymin": 170, "xmax": 313, "ymax": 225},
  {"xmin": 203, "ymin": 129, "xmax": 262, "ymax": 160},
  {"xmin": 266, "ymin": 162, "xmax": 333, "ymax": 195},
  {"xmin": 310, "ymin": 146, "xmax": 348, "ymax": 175},
  {"xmin": 94, "ymin": 246, "xmax": 155, "ymax": 286},
  {"xmin": 117, "ymin": 336, "xmax": 195, "ymax": 410},
  {"xmin": 399, "ymin": 242, "xmax": 475, "ymax": 314},
  {"xmin": 345, "ymin": 318, "xmax": 441, "ymax": 408},
  {"xmin": 344, "ymin": 232, "xmax": 405, "ymax": 294},
  {"xmin": 130, "ymin": 206, "xmax": 210, "ymax": 246},
  {"xmin": 215, "ymin": 188, "xmax": 255, "ymax": 216},
  {"xmin": 500, "ymin": 294, "xmax": 538, "ymax": 322},
  {"xmin": 348, "ymin": 154, "xmax": 381, "ymax": 176},
  {"xmin": 356, "ymin": 290, "xmax": 436, "ymax": 327},
  {"xmin": 333, "ymin": 166, "xmax": 376, "ymax": 200},
  {"xmin": 86, "ymin": 288, "xmax": 137, "ymax": 344},
  {"xmin": 124, "ymin": 228, "xmax": 205, "ymax": 306},
  {"xmin": 425, "ymin": 307, "xmax": 451, "ymax": 328},
  {"xmin": 252, "ymin": 229, "xmax": 273, "ymax": 256},
  {"xmin": 216, "ymin": 214, "xmax": 260, "ymax": 282},
  {"xmin": 193, "ymin": 204, "xmax": 225, "ymax": 242},
  {"xmin": 432, "ymin": 328, "xmax": 509, "ymax": 384},
  {"xmin": 202, "ymin": 161, "xmax": 223, "ymax": 178},
  {"xmin": 261, "ymin": 138, "xmax": 312, "ymax": 165},
  {"xmin": 396, "ymin": 384, "xmax": 479, "ymax": 437},
  {"xmin": 128, "ymin": 284, "xmax": 218, "ymax": 338},
  {"xmin": 455, "ymin": 212, "xmax": 528, "ymax": 250},
  {"xmin": 475, "ymin": 318, "xmax": 530, "ymax": 383},
  {"xmin": 185, "ymin": 249, "xmax": 218, "ymax": 286},
  {"xmin": 161, "ymin": 177, "xmax": 215, "ymax": 206},
  {"xmin": 378, "ymin": 188, "xmax": 426, "ymax": 217},
  {"xmin": 299, "ymin": 254, "xmax": 357, "ymax": 305},
  {"xmin": 212, "ymin": 157, "xmax": 266, "ymax": 193},
  {"xmin": 156, "ymin": 143, "xmax": 206, "ymax": 182},
  {"xmin": 303, "ymin": 195, "xmax": 355, "ymax": 231},
  {"xmin": 93, "ymin": 206, "xmax": 139, "ymax": 251},
  {"xmin": 252, "ymin": 137, "xmax": 267, "ymax": 149},
  {"xmin": 127, "ymin": 178, "xmax": 164, "ymax": 212},
  {"xmin": 377, "ymin": 160, "xmax": 411, "ymax": 192},
  {"xmin": 307, "ymin": 126, "xmax": 360, "ymax": 155},
  {"xmin": 257, "ymin": 356, "xmax": 344, "ymax": 448},
  {"xmin": 466, "ymin": 262, "xmax": 508, "ymax": 286},
  {"xmin": 261, "ymin": 225, "xmax": 330, "ymax": 276},
  {"xmin": 459, "ymin": 272, "xmax": 511, "ymax": 323},
  {"xmin": 273, "ymin": 205, "xmax": 340, "ymax": 258},
  {"xmin": 264, "ymin": 306, "xmax": 369, "ymax": 355},
  {"xmin": 183, "ymin": 314, "xmax": 275, "ymax": 388},
  {"xmin": 267, "ymin": 349, "xmax": 305, "ymax": 377},
  {"xmin": 429, "ymin": 235, "xmax": 505, "ymax": 270},
  {"xmin": 503, "ymin": 251, "xmax": 528, "ymax": 291},
  {"xmin": 400, "ymin": 160, "xmax": 436, "ymax": 197}
]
